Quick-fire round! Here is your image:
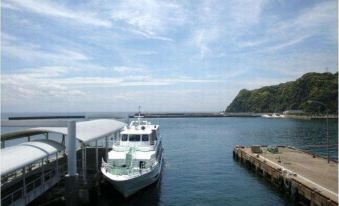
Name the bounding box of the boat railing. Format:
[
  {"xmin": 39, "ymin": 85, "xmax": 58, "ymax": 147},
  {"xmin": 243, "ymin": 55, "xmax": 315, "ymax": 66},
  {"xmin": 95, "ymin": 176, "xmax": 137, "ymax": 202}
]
[
  {"xmin": 112, "ymin": 142, "xmax": 156, "ymax": 152},
  {"xmin": 101, "ymin": 158, "xmax": 157, "ymax": 176},
  {"xmin": 135, "ymin": 146, "xmax": 154, "ymax": 152},
  {"xmin": 112, "ymin": 144, "xmax": 130, "ymax": 152}
]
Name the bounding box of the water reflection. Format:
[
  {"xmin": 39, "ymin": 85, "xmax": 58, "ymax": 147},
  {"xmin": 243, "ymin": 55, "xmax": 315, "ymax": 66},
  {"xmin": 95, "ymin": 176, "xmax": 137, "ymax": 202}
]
[{"xmin": 97, "ymin": 168, "xmax": 163, "ymax": 206}]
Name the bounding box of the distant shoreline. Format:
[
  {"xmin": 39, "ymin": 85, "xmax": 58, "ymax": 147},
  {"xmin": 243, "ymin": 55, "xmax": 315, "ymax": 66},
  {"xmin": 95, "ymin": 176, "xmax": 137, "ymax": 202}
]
[
  {"xmin": 1, "ymin": 112, "xmax": 337, "ymax": 121},
  {"xmin": 130, "ymin": 112, "xmax": 338, "ymax": 119},
  {"xmin": 129, "ymin": 112, "xmax": 260, "ymax": 118}
]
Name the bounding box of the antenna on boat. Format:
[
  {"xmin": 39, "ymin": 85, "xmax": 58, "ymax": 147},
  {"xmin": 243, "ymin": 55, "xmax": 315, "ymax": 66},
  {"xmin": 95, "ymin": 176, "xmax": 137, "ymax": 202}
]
[{"xmin": 138, "ymin": 105, "xmax": 141, "ymax": 126}]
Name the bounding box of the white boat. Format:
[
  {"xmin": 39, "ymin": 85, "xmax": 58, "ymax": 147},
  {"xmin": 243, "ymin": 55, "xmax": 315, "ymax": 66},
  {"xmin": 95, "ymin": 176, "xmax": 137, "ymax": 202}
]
[
  {"xmin": 101, "ymin": 114, "xmax": 163, "ymax": 197},
  {"xmin": 261, "ymin": 113, "xmax": 286, "ymax": 118},
  {"xmin": 272, "ymin": 113, "xmax": 286, "ymax": 118}
]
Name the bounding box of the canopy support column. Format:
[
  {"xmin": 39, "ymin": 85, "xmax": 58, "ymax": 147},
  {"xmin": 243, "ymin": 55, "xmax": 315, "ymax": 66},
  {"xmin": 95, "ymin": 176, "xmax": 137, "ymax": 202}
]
[
  {"xmin": 42, "ymin": 158, "xmax": 45, "ymax": 191},
  {"xmin": 27, "ymin": 136, "xmax": 30, "ymax": 142},
  {"xmin": 105, "ymin": 136, "xmax": 108, "ymax": 161},
  {"xmin": 61, "ymin": 135, "xmax": 65, "ymax": 146},
  {"xmin": 82, "ymin": 144, "xmax": 87, "ymax": 184},
  {"xmin": 56, "ymin": 152, "xmax": 59, "ymax": 176},
  {"xmin": 65, "ymin": 121, "xmax": 78, "ymax": 206},
  {"xmin": 95, "ymin": 140, "xmax": 98, "ymax": 170},
  {"xmin": 23, "ymin": 166, "xmax": 26, "ymax": 205},
  {"xmin": 1, "ymin": 140, "xmax": 5, "ymax": 148}
]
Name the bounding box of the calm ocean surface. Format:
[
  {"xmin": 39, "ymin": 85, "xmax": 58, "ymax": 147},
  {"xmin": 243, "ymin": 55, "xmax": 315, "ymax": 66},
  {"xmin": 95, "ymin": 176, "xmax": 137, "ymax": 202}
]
[
  {"xmin": 97, "ymin": 117, "xmax": 338, "ymax": 206},
  {"xmin": 1, "ymin": 115, "xmax": 338, "ymax": 206}
]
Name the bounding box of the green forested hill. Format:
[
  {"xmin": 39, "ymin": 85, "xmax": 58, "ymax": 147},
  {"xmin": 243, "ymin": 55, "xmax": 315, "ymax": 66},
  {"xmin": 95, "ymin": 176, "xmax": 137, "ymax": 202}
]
[{"xmin": 225, "ymin": 72, "xmax": 338, "ymax": 114}]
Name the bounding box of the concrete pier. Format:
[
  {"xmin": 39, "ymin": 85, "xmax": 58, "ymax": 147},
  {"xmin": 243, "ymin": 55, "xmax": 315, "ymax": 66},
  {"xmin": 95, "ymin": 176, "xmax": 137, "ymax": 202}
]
[{"xmin": 233, "ymin": 145, "xmax": 338, "ymax": 206}]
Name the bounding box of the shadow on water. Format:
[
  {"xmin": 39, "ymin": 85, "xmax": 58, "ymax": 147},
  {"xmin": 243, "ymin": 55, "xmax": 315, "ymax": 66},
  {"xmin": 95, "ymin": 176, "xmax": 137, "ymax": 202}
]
[{"xmin": 97, "ymin": 176, "xmax": 163, "ymax": 206}]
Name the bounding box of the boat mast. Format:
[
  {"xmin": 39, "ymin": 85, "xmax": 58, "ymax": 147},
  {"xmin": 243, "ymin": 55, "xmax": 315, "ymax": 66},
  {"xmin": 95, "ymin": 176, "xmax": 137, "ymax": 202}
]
[{"xmin": 138, "ymin": 105, "xmax": 141, "ymax": 126}]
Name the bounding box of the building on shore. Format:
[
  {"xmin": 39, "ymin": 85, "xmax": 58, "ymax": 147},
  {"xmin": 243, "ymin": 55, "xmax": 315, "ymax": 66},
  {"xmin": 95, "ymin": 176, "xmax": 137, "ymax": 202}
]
[{"xmin": 283, "ymin": 110, "xmax": 305, "ymax": 115}]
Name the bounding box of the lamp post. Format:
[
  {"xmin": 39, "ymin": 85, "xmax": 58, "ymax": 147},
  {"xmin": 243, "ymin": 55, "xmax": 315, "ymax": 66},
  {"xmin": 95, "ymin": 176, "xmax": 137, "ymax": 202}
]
[{"xmin": 307, "ymin": 100, "xmax": 330, "ymax": 163}]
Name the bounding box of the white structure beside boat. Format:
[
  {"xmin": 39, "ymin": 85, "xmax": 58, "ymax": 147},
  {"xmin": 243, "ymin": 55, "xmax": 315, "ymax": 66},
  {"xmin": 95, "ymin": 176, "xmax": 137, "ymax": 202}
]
[
  {"xmin": 1, "ymin": 119, "xmax": 126, "ymax": 206},
  {"xmin": 101, "ymin": 115, "xmax": 163, "ymax": 197}
]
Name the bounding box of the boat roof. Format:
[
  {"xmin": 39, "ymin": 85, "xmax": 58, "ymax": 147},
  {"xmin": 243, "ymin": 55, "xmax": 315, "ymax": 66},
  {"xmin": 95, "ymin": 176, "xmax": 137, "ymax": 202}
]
[
  {"xmin": 1, "ymin": 139, "xmax": 65, "ymax": 176},
  {"xmin": 1, "ymin": 119, "xmax": 126, "ymax": 144}
]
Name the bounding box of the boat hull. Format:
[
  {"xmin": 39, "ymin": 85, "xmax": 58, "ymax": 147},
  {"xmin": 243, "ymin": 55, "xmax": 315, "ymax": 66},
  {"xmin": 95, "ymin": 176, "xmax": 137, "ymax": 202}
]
[{"xmin": 102, "ymin": 158, "xmax": 163, "ymax": 198}]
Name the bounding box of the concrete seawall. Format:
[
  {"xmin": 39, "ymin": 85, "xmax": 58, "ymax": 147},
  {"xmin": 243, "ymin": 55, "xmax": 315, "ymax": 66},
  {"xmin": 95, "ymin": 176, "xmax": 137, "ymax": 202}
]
[{"xmin": 233, "ymin": 145, "xmax": 338, "ymax": 206}]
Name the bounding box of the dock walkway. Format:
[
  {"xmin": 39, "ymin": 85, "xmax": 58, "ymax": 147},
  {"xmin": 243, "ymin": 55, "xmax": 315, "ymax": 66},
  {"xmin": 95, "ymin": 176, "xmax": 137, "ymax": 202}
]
[{"xmin": 233, "ymin": 146, "xmax": 338, "ymax": 206}]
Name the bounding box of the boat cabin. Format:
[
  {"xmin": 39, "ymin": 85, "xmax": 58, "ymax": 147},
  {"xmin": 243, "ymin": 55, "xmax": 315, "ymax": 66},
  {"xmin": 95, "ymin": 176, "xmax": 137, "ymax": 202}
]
[{"xmin": 117, "ymin": 120, "xmax": 159, "ymax": 147}]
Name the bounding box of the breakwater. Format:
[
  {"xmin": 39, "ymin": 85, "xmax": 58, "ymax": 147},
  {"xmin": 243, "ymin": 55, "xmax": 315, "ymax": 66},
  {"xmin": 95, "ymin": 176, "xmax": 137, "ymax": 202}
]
[{"xmin": 129, "ymin": 112, "xmax": 261, "ymax": 118}]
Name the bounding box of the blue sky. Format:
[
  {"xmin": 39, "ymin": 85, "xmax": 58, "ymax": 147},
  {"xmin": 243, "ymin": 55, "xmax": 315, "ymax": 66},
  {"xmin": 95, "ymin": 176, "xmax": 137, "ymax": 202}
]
[{"xmin": 1, "ymin": 0, "xmax": 338, "ymax": 112}]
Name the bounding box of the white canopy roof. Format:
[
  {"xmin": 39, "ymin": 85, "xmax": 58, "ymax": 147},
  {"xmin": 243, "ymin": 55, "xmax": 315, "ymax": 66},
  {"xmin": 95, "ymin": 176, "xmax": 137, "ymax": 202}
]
[
  {"xmin": 1, "ymin": 119, "xmax": 126, "ymax": 176},
  {"xmin": 1, "ymin": 139, "xmax": 65, "ymax": 176},
  {"xmin": 1, "ymin": 119, "xmax": 126, "ymax": 144}
]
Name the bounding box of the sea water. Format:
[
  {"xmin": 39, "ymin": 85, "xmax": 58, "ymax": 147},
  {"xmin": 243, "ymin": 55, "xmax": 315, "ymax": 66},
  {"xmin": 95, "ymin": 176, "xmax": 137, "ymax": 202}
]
[
  {"xmin": 95, "ymin": 117, "xmax": 338, "ymax": 206},
  {"xmin": 1, "ymin": 115, "xmax": 337, "ymax": 206}
]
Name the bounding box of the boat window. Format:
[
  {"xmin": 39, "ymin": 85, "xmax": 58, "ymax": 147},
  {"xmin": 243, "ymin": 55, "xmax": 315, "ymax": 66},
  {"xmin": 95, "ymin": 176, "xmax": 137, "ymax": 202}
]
[
  {"xmin": 129, "ymin": 135, "xmax": 140, "ymax": 142},
  {"xmin": 122, "ymin": 134, "xmax": 128, "ymax": 141},
  {"xmin": 142, "ymin": 135, "xmax": 149, "ymax": 141}
]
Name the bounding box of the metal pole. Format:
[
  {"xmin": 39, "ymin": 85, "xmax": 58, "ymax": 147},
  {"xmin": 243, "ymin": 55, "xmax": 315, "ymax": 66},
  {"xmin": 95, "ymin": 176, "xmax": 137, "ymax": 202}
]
[
  {"xmin": 42, "ymin": 158, "xmax": 45, "ymax": 191},
  {"xmin": 82, "ymin": 144, "xmax": 87, "ymax": 184},
  {"xmin": 105, "ymin": 136, "xmax": 108, "ymax": 161},
  {"xmin": 62, "ymin": 135, "xmax": 65, "ymax": 146},
  {"xmin": 56, "ymin": 152, "xmax": 59, "ymax": 176},
  {"xmin": 95, "ymin": 140, "xmax": 98, "ymax": 170},
  {"xmin": 28, "ymin": 136, "xmax": 30, "ymax": 142},
  {"xmin": 65, "ymin": 121, "xmax": 78, "ymax": 206},
  {"xmin": 326, "ymin": 110, "xmax": 329, "ymax": 163},
  {"xmin": 23, "ymin": 167, "xmax": 26, "ymax": 205},
  {"xmin": 67, "ymin": 121, "xmax": 77, "ymax": 176}
]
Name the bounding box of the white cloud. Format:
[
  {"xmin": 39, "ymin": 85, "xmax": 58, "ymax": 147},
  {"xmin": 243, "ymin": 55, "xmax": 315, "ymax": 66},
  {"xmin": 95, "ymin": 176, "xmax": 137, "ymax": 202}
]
[
  {"xmin": 187, "ymin": 0, "xmax": 265, "ymax": 58},
  {"xmin": 239, "ymin": 1, "xmax": 337, "ymax": 52},
  {"xmin": 1, "ymin": 2, "xmax": 21, "ymax": 10},
  {"xmin": 1, "ymin": 1, "xmax": 337, "ymax": 112},
  {"xmin": 2, "ymin": 66, "xmax": 219, "ymax": 100},
  {"xmin": 1, "ymin": 74, "xmax": 86, "ymax": 101},
  {"xmin": 4, "ymin": 0, "xmax": 112, "ymax": 28},
  {"xmin": 228, "ymin": 0, "xmax": 264, "ymax": 29},
  {"xmin": 270, "ymin": 1, "xmax": 337, "ymax": 35},
  {"xmin": 50, "ymin": 76, "xmax": 218, "ymax": 87},
  {"xmin": 111, "ymin": 0, "xmax": 186, "ymax": 40},
  {"xmin": 23, "ymin": 66, "xmax": 81, "ymax": 78},
  {"xmin": 190, "ymin": 29, "xmax": 217, "ymax": 58},
  {"xmin": 263, "ymin": 34, "xmax": 310, "ymax": 52},
  {"xmin": 112, "ymin": 66, "xmax": 147, "ymax": 73},
  {"xmin": 2, "ymin": 34, "xmax": 88, "ymax": 62},
  {"xmin": 258, "ymin": 51, "xmax": 338, "ymax": 76},
  {"xmin": 1, "ymin": 64, "xmax": 221, "ymax": 112}
]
